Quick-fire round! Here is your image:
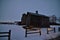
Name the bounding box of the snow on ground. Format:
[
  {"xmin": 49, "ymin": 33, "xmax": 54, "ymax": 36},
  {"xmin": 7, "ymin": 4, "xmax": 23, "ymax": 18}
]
[{"xmin": 0, "ymin": 24, "xmax": 60, "ymax": 40}]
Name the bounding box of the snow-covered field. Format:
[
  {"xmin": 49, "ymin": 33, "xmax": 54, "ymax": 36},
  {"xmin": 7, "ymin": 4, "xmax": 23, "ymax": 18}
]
[{"xmin": 0, "ymin": 24, "xmax": 60, "ymax": 40}]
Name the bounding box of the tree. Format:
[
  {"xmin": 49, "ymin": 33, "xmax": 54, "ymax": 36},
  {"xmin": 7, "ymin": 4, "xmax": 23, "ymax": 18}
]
[{"xmin": 50, "ymin": 15, "xmax": 57, "ymax": 23}]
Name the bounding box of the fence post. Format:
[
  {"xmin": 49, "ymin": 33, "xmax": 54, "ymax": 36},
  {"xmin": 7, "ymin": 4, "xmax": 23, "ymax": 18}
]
[{"xmin": 8, "ymin": 30, "xmax": 11, "ymax": 40}]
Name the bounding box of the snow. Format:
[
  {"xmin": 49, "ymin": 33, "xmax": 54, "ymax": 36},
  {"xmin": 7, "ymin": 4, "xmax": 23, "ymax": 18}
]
[{"xmin": 0, "ymin": 24, "xmax": 60, "ymax": 40}]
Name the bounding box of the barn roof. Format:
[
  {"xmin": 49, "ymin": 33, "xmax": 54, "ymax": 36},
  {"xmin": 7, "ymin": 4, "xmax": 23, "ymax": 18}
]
[{"xmin": 27, "ymin": 12, "xmax": 49, "ymax": 18}]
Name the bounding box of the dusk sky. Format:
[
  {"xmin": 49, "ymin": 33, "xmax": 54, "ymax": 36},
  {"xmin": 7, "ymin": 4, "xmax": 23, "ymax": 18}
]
[{"xmin": 0, "ymin": 0, "xmax": 60, "ymax": 21}]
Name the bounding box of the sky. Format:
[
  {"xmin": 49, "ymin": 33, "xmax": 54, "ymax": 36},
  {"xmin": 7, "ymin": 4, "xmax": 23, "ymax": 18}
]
[{"xmin": 0, "ymin": 0, "xmax": 60, "ymax": 21}]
